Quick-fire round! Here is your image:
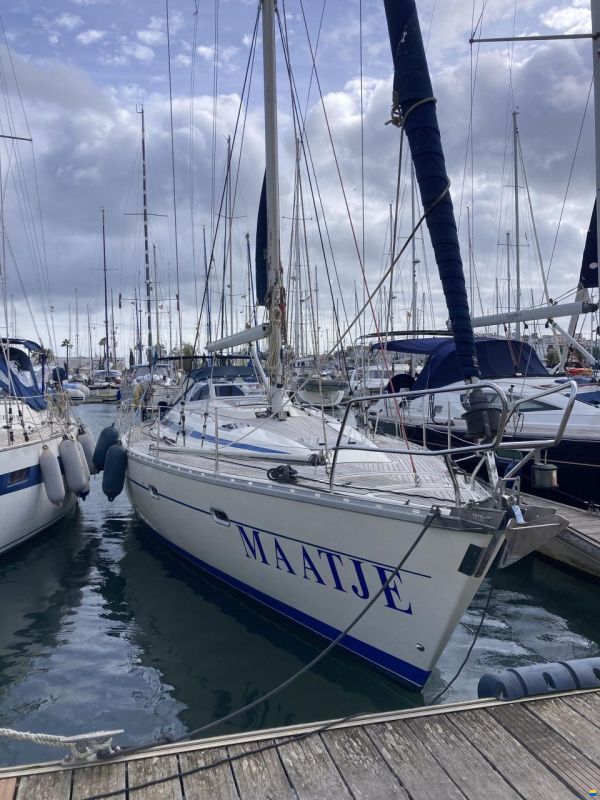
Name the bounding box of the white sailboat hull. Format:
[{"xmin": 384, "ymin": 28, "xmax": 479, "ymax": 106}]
[
  {"xmin": 126, "ymin": 449, "xmax": 504, "ymax": 689},
  {"xmin": 0, "ymin": 436, "xmax": 75, "ymax": 554}
]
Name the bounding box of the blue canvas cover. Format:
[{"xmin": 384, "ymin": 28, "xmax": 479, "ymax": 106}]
[
  {"xmin": 373, "ymin": 337, "xmax": 548, "ymax": 390},
  {"xmin": 0, "ymin": 343, "xmax": 47, "ymax": 410}
]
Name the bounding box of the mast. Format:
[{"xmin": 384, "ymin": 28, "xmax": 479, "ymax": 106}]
[
  {"xmin": 262, "ymin": 0, "xmax": 285, "ymax": 415},
  {"xmin": 75, "ymin": 288, "xmax": 79, "ymax": 364},
  {"xmin": 506, "ymin": 230, "xmax": 511, "ymax": 339},
  {"xmin": 138, "ymin": 105, "xmax": 153, "ymax": 361},
  {"xmin": 203, "ymin": 225, "xmax": 211, "ymax": 346},
  {"xmin": 87, "ymin": 305, "xmax": 92, "ymax": 372},
  {"xmin": 592, "ymin": 0, "xmax": 600, "ymax": 354},
  {"xmin": 102, "ymin": 207, "xmax": 110, "ymax": 378},
  {"xmin": 512, "ymin": 110, "xmax": 521, "ymax": 341},
  {"xmin": 410, "ymin": 162, "xmax": 418, "ymax": 335},
  {"xmin": 110, "ymin": 288, "xmax": 117, "ymax": 369},
  {"xmin": 227, "ymin": 135, "xmax": 234, "ymax": 341},
  {"xmin": 153, "ymin": 242, "xmax": 160, "ymax": 354}
]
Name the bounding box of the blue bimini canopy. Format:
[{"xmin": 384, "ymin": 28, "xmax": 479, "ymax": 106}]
[
  {"xmin": 374, "ymin": 337, "xmax": 549, "ymax": 391},
  {"xmin": 187, "ymin": 365, "xmax": 259, "ymax": 384},
  {"xmin": 0, "ymin": 343, "xmax": 47, "ymax": 410}
]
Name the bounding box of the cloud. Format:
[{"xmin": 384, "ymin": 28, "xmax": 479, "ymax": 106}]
[
  {"xmin": 76, "ymin": 30, "xmax": 106, "ymax": 46},
  {"xmin": 541, "ymin": 1, "xmax": 590, "ymax": 34},
  {"xmin": 55, "ymin": 13, "xmax": 83, "ymax": 30},
  {"xmin": 121, "ymin": 41, "xmax": 155, "ymax": 63}
]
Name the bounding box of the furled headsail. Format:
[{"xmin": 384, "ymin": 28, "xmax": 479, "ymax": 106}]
[
  {"xmin": 383, "ymin": 0, "xmax": 479, "ymax": 382},
  {"xmin": 255, "ymin": 172, "xmax": 268, "ymax": 306},
  {"xmin": 580, "ymin": 200, "xmax": 598, "ymax": 289}
]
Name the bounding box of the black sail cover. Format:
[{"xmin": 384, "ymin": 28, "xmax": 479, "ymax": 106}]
[
  {"xmin": 580, "ymin": 200, "xmax": 598, "ymax": 289},
  {"xmin": 255, "ymin": 173, "xmax": 268, "ymax": 306},
  {"xmin": 383, "ymin": 0, "xmax": 479, "ymax": 381}
]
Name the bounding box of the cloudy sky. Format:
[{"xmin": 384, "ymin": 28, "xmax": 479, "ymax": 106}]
[{"xmin": 0, "ymin": 0, "xmax": 596, "ymax": 362}]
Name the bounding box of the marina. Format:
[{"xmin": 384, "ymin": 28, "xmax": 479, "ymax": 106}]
[
  {"xmin": 2, "ymin": 0, "xmax": 600, "ymax": 793},
  {"xmin": 1, "ymin": 689, "xmax": 600, "ymax": 798}
]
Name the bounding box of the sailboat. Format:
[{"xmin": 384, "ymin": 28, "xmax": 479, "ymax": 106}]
[
  {"xmin": 110, "ymin": 0, "xmax": 576, "ymax": 690},
  {"xmin": 0, "ymin": 338, "xmax": 91, "ymax": 553}
]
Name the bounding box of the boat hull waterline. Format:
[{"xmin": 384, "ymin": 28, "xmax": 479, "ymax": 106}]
[{"xmin": 126, "ymin": 450, "xmax": 506, "ymax": 690}]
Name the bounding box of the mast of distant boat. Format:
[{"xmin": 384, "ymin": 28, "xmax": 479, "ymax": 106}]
[{"xmin": 102, "ymin": 207, "xmax": 110, "ymax": 379}]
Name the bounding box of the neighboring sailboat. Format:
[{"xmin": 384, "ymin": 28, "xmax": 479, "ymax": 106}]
[
  {"xmin": 0, "ymin": 338, "xmax": 91, "ymax": 553},
  {"xmin": 107, "ymin": 0, "xmax": 576, "ymax": 689}
]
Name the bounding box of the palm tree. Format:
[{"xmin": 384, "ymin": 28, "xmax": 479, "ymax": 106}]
[{"xmin": 61, "ymin": 339, "xmax": 72, "ymax": 375}]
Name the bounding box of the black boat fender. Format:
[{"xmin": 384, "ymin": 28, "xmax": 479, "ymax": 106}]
[
  {"xmin": 478, "ymin": 657, "xmax": 600, "ymax": 699},
  {"xmin": 102, "ymin": 442, "xmax": 127, "ymax": 501},
  {"xmin": 92, "ymin": 424, "xmax": 119, "ymax": 472}
]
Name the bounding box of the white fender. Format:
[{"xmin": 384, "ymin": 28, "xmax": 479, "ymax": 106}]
[
  {"xmin": 59, "ymin": 437, "xmax": 90, "ymax": 496},
  {"xmin": 77, "ymin": 427, "xmax": 98, "ymax": 475},
  {"xmin": 40, "ymin": 445, "xmax": 66, "ymax": 506}
]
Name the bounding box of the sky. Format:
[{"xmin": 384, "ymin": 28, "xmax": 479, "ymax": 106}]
[{"xmin": 0, "ymin": 0, "xmax": 596, "ymax": 363}]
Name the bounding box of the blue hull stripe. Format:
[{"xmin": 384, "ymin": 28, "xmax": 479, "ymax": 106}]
[
  {"xmin": 0, "ymin": 463, "xmax": 43, "ymax": 497},
  {"xmin": 165, "ymin": 420, "xmax": 289, "ymax": 455},
  {"xmin": 128, "ymin": 478, "xmax": 430, "ymax": 689}
]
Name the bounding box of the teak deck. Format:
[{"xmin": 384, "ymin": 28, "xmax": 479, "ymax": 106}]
[{"xmin": 1, "ymin": 689, "xmax": 600, "ymax": 799}]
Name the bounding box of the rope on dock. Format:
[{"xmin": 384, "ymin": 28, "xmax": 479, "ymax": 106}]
[{"xmin": 0, "ymin": 727, "xmax": 124, "ymax": 764}]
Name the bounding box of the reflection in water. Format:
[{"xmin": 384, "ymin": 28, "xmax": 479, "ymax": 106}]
[{"xmin": 0, "ymin": 404, "xmax": 598, "ymax": 766}]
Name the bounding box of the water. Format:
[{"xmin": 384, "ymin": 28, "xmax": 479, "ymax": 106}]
[{"xmin": 0, "ymin": 404, "xmax": 599, "ymax": 766}]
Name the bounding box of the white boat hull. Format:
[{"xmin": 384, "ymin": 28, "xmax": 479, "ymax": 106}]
[
  {"xmin": 126, "ymin": 450, "xmax": 504, "ymax": 689},
  {"xmin": 0, "ymin": 437, "xmax": 75, "ymax": 554}
]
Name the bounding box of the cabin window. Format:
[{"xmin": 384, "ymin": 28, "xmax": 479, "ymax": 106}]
[
  {"xmin": 215, "ymin": 385, "xmax": 244, "ymax": 397},
  {"xmin": 518, "ymin": 400, "xmax": 559, "ymax": 413},
  {"xmin": 8, "ymin": 467, "xmax": 30, "ymax": 486},
  {"xmin": 189, "ymin": 384, "xmax": 210, "ymax": 402}
]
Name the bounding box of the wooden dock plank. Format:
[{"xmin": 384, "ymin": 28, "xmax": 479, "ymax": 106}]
[
  {"xmin": 126, "ymin": 755, "xmax": 182, "ymax": 800},
  {"xmin": 405, "ymin": 715, "xmax": 521, "ymax": 800},
  {"xmin": 179, "ymin": 748, "xmax": 239, "ymax": 800},
  {"xmin": 490, "ymin": 702, "xmax": 600, "ymax": 797},
  {"xmin": 451, "ymin": 708, "xmax": 579, "ymax": 799},
  {"xmin": 276, "ymin": 734, "xmax": 353, "ymax": 799},
  {"xmin": 365, "ymin": 720, "xmax": 467, "ymax": 799},
  {"xmin": 71, "ymin": 763, "xmax": 126, "ymax": 800},
  {"xmin": 527, "ymin": 695, "xmax": 600, "ymax": 761},
  {"xmin": 227, "ymin": 741, "xmax": 295, "ymax": 800},
  {"xmin": 15, "ymin": 771, "xmax": 71, "ymax": 800},
  {"xmin": 0, "ymin": 779, "xmax": 16, "ymax": 800},
  {"xmin": 564, "ymin": 690, "xmax": 600, "ymax": 726},
  {"xmin": 321, "ymin": 726, "xmax": 408, "ymax": 799}
]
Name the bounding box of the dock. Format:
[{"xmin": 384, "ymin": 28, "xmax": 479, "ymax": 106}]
[
  {"xmin": 521, "ymin": 492, "xmax": 600, "ymax": 579},
  {"xmin": 1, "ymin": 689, "xmax": 600, "ymax": 798}
]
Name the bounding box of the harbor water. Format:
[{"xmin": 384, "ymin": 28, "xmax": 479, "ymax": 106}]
[{"xmin": 0, "ymin": 404, "xmax": 599, "ymax": 767}]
